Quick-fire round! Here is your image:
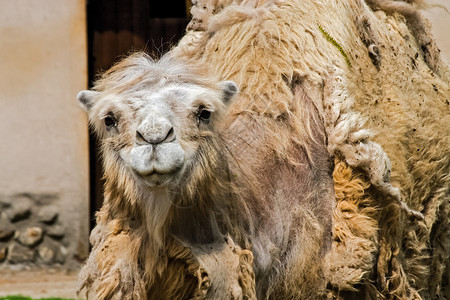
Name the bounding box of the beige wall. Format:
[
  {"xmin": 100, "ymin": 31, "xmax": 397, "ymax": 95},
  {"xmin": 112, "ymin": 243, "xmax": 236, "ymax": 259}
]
[
  {"xmin": 0, "ymin": 0, "xmax": 89, "ymax": 264},
  {"xmin": 424, "ymin": 2, "xmax": 450, "ymax": 64}
]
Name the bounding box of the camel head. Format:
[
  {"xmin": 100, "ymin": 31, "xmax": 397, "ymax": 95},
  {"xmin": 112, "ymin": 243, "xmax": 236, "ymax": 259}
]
[{"xmin": 77, "ymin": 53, "xmax": 238, "ymax": 191}]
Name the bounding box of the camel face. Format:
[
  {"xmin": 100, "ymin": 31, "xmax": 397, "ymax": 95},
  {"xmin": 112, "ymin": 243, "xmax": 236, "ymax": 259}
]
[
  {"xmin": 77, "ymin": 56, "xmax": 238, "ymax": 189},
  {"xmin": 122, "ymin": 84, "xmax": 227, "ymax": 188}
]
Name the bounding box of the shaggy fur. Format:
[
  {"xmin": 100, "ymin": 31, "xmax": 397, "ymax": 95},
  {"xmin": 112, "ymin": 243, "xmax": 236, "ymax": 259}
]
[
  {"xmin": 173, "ymin": 0, "xmax": 449, "ymax": 298},
  {"xmin": 78, "ymin": 51, "xmax": 333, "ymax": 299},
  {"xmin": 79, "ymin": 0, "xmax": 449, "ymax": 299}
]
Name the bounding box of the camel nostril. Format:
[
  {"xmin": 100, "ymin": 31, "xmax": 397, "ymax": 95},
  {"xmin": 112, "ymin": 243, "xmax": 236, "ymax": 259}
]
[
  {"xmin": 164, "ymin": 128, "xmax": 175, "ymax": 143},
  {"xmin": 135, "ymin": 127, "xmax": 175, "ymax": 145},
  {"xmin": 136, "ymin": 130, "xmax": 148, "ymax": 145}
]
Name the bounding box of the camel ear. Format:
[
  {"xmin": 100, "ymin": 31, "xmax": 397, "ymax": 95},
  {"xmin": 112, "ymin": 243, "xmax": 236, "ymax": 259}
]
[
  {"xmin": 220, "ymin": 81, "xmax": 238, "ymax": 103},
  {"xmin": 77, "ymin": 90, "xmax": 99, "ymax": 112}
]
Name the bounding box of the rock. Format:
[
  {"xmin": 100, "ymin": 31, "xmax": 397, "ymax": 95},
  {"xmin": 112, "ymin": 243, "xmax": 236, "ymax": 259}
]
[
  {"xmin": 8, "ymin": 242, "xmax": 34, "ymax": 263},
  {"xmin": 38, "ymin": 246, "xmax": 54, "ymax": 264},
  {"xmin": 37, "ymin": 238, "xmax": 67, "ymax": 264},
  {"xmin": 47, "ymin": 224, "xmax": 65, "ymax": 239},
  {"xmin": 38, "ymin": 236, "xmax": 70, "ymax": 265},
  {"xmin": 37, "ymin": 239, "xmax": 57, "ymax": 264},
  {"xmin": 0, "ymin": 217, "xmax": 14, "ymax": 241},
  {"xmin": 0, "ymin": 195, "xmax": 12, "ymax": 209},
  {"xmin": 17, "ymin": 226, "xmax": 43, "ymax": 247},
  {"xmin": 55, "ymin": 245, "xmax": 68, "ymax": 264},
  {"xmin": 33, "ymin": 193, "xmax": 59, "ymax": 206},
  {"xmin": 6, "ymin": 195, "xmax": 32, "ymax": 222},
  {"xmin": 37, "ymin": 206, "xmax": 59, "ymax": 223},
  {"xmin": 0, "ymin": 244, "xmax": 7, "ymax": 262}
]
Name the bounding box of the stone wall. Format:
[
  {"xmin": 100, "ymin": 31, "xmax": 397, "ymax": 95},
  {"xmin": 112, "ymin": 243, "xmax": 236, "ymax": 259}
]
[
  {"xmin": 0, "ymin": 0, "xmax": 89, "ymax": 269},
  {"xmin": 0, "ymin": 194, "xmax": 68, "ymax": 265}
]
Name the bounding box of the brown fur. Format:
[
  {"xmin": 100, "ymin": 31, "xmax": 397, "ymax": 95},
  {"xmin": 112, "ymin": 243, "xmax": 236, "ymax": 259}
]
[
  {"xmin": 180, "ymin": 0, "xmax": 450, "ymax": 297},
  {"xmin": 79, "ymin": 0, "xmax": 449, "ymax": 299}
]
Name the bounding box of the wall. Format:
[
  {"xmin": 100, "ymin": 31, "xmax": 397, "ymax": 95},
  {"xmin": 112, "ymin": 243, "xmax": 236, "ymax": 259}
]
[
  {"xmin": 424, "ymin": 1, "xmax": 450, "ymax": 64},
  {"xmin": 0, "ymin": 0, "xmax": 89, "ymax": 268}
]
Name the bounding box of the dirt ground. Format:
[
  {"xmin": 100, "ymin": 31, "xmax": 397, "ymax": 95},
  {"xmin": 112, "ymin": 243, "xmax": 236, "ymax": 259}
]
[{"xmin": 0, "ymin": 268, "xmax": 81, "ymax": 299}]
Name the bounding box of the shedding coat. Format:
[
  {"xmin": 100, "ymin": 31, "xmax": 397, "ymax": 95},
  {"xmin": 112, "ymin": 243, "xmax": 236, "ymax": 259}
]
[{"xmin": 79, "ymin": 0, "xmax": 450, "ymax": 299}]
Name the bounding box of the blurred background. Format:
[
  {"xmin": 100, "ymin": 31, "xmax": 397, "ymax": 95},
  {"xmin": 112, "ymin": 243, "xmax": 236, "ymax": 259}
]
[{"xmin": 0, "ymin": 0, "xmax": 448, "ymax": 297}]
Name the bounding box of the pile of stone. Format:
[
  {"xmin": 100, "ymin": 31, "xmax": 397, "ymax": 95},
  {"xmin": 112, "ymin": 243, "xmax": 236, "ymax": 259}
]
[{"xmin": 0, "ymin": 194, "xmax": 68, "ymax": 266}]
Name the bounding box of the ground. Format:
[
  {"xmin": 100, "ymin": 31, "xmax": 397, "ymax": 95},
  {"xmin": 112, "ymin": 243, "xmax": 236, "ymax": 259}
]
[{"xmin": 0, "ymin": 269, "xmax": 80, "ymax": 299}]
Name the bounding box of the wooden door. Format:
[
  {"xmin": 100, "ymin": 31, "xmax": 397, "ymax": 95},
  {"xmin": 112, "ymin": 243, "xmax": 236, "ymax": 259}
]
[{"xmin": 87, "ymin": 0, "xmax": 190, "ymax": 229}]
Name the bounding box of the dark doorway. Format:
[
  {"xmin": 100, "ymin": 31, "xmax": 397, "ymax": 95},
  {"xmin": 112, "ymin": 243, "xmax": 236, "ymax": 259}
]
[{"xmin": 86, "ymin": 0, "xmax": 190, "ymax": 230}]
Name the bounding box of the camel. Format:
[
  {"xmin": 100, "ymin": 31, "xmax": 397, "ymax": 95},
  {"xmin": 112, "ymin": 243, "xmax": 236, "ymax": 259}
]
[
  {"xmin": 78, "ymin": 0, "xmax": 450, "ymax": 299},
  {"xmin": 77, "ymin": 52, "xmax": 332, "ymax": 298}
]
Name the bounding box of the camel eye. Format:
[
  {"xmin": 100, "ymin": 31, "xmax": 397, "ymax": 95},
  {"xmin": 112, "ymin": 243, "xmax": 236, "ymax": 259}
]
[
  {"xmin": 104, "ymin": 115, "xmax": 117, "ymax": 128},
  {"xmin": 198, "ymin": 108, "xmax": 211, "ymax": 123}
]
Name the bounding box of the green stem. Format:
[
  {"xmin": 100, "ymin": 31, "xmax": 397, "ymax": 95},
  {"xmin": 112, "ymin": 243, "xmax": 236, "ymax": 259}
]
[{"xmin": 318, "ymin": 24, "xmax": 352, "ymax": 68}]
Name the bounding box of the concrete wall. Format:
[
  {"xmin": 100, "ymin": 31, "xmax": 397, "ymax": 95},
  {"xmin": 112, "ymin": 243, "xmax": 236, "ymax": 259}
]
[
  {"xmin": 0, "ymin": 0, "xmax": 89, "ymax": 268},
  {"xmin": 424, "ymin": 2, "xmax": 450, "ymax": 64}
]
